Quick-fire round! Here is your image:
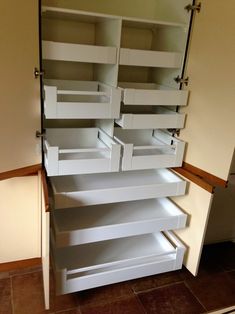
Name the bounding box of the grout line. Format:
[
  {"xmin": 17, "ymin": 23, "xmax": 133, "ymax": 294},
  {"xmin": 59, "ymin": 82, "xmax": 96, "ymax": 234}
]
[
  {"xmin": 9, "ymin": 267, "xmax": 42, "ymax": 278},
  {"xmin": 10, "ymin": 276, "xmax": 15, "ymax": 314},
  {"xmin": 134, "ymin": 293, "xmax": 148, "ymax": 314},
  {"xmin": 184, "ymin": 280, "xmax": 208, "ymax": 312},
  {"xmin": 132, "ymin": 279, "xmax": 184, "ymax": 295}
]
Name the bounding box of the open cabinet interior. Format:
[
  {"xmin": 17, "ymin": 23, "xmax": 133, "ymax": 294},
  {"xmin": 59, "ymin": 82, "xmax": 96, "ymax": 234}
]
[{"xmin": 40, "ymin": 1, "xmax": 193, "ymax": 296}]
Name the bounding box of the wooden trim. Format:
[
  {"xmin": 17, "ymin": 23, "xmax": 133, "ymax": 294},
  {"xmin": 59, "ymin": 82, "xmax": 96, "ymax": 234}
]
[
  {"xmin": 0, "ymin": 164, "xmax": 42, "ymax": 181},
  {"xmin": 173, "ymin": 167, "xmax": 215, "ymax": 194},
  {"xmin": 0, "ymin": 257, "xmax": 42, "ymax": 272},
  {"xmin": 41, "ymin": 169, "xmax": 50, "ymax": 212},
  {"xmin": 183, "ymin": 162, "xmax": 228, "ymax": 188}
]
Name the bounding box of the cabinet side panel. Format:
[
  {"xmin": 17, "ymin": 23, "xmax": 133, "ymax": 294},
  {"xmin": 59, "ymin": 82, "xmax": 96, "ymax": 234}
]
[
  {"xmin": 171, "ymin": 177, "xmax": 213, "ymax": 276},
  {"xmin": 179, "ymin": 0, "xmax": 235, "ymax": 180},
  {"xmin": 0, "ymin": 0, "xmax": 41, "ymax": 172},
  {"xmin": 0, "ymin": 176, "xmax": 41, "ymax": 263}
]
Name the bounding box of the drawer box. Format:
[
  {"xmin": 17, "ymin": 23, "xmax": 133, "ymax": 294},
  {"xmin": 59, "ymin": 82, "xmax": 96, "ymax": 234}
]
[
  {"xmin": 50, "ymin": 168, "xmax": 186, "ymax": 209},
  {"xmin": 118, "ymin": 82, "xmax": 188, "ymax": 106},
  {"xmin": 51, "ymin": 231, "xmax": 185, "ymax": 294},
  {"xmin": 115, "ymin": 107, "xmax": 185, "ymax": 129},
  {"xmin": 44, "ymin": 80, "xmax": 121, "ymax": 119},
  {"xmin": 51, "ymin": 198, "xmax": 187, "ymax": 247},
  {"xmin": 119, "ymin": 48, "xmax": 182, "ymax": 68},
  {"xmin": 42, "ymin": 40, "xmax": 117, "ymax": 64},
  {"xmin": 44, "ymin": 128, "xmax": 121, "ymax": 176},
  {"xmin": 114, "ymin": 129, "xmax": 185, "ymax": 171}
]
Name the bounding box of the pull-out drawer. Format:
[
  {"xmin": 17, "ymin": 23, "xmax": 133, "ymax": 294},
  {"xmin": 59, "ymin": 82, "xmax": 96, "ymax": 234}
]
[
  {"xmin": 44, "ymin": 128, "xmax": 121, "ymax": 176},
  {"xmin": 114, "ymin": 129, "xmax": 185, "ymax": 171},
  {"xmin": 115, "ymin": 107, "xmax": 185, "ymax": 129},
  {"xmin": 118, "ymin": 82, "xmax": 188, "ymax": 106},
  {"xmin": 51, "ymin": 231, "xmax": 185, "ymax": 294},
  {"xmin": 50, "ymin": 169, "xmax": 186, "ymax": 209},
  {"xmin": 44, "ymin": 80, "xmax": 121, "ymax": 119},
  {"xmin": 42, "ymin": 41, "xmax": 117, "ymax": 65},
  {"xmin": 119, "ymin": 48, "xmax": 182, "ymax": 68},
  {"xmin": 51, "ymin": 198, "xmax": 187, "ymax": 247}
]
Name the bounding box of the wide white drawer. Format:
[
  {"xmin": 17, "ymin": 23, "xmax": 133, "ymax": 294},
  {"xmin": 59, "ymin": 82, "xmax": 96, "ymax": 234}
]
[
  {"xmin": 50, "ymin": 168, "xmax": 186, "ymax": 209},
  {"xmin": 51, "ymin": 231, "xmax": 185, "ymax": 294},
  {"xmin": 119, "ymin": 82, "xmax": 188, "ymax": 106},
  {"xmin": 51, "ymin": 198, "xmax": 187, "ymax": 247},
  {"xmin": 44, "ymin": 79, "xmax": 121, "ymax": 119},
  {"xmin": 115, "ymin": 107, "xmax": 185, "ymax": 129},
  {"xmin": 42, "ymin": 40, "xmax": 117, "ymax": 64},
  {"xmin": 44, "ymin": 128, "xmax": 121, "ymax": 176},
  {"xmin": 119, "ymin": 48, "xmax": 182, "ymax": 68},
  {"xmin": 114, "ymin": 129, "xmax": 185, "ymax": 171}
]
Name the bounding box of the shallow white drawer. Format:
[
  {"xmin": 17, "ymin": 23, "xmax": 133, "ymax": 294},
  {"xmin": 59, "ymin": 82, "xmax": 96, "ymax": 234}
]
[
  {"xmin": 115, "ymin": 107, "xmax": 185, "ymax": 129},
  {"xmin": 51, "ymin": 231, "xmax": 185, "ymax": 294},
  {"xmin": 44, "ymin": 128, "xmax": 121, "ymax": 176},
  {"xmin": 119, "ymin": 48, "xmax": 182, "ymax": 68},
  {"xmin": 114, "ymin": 129, "xmax": 185, "ymax": 171},
  {"xmin": 44, "ymin": 79, "xmax": 121, "ymax": 119},
  {"xmin": 51, "ymin": 198, "xmax": 187, "ymax": 247},
  {"xmin": 118, "ymin": 82, "xmax": 188, "ymax": 106},
  {"xmin": 50, "ymin": 168, "xmax": 186, "ymax": 209},
  {"xmin": 42, "ymin": 41, "xmax": 117, "ymax": 64}
]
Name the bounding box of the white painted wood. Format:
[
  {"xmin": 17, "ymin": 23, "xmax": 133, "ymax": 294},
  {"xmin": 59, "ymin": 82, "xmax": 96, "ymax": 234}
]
[
  {"xmin": 120, "ymin": 48, "xmax": 182, "ymax": 68},
  {"xmin": 44, "ymin": 80, "xmax": 121, "ymax": 119},
  {"xmin": 44, "ymin": 128, "xmax": 120, "ymax": 176},
  {"xmin": 51, "ymin": 231, "xmax": 185, "ymax": 294},
  {"xmin": 42, "ymin": 40, "xmax": 117, "ymax": 64},
  {"xmin": 114, "ymin": 129, "xmax": 185, "ymax": 171},
  {"xmin": 52, "ymin": 198, "xmax": 187, "ymax": 246},
  {"xmin": 115, "ymin": 107, "xmax": 185, "ymax": 129},
  {"xmin": 119, "ymin": 82, "xmax": 188, "ymax": 106},
  {"xmin": 50, "ymin": 169, "xmax": 186, "ymax": 209}
]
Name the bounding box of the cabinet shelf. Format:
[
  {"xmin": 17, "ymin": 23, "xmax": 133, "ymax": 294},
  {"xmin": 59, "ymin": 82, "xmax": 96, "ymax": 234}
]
[
  {"xmin": 118, "ymin": 82, "xmax": 188, "ymax": 106},
  {"xmin": 52, "ymin": 231, "xmax": 185, "ymax": 294},
  {"xmin": 42, "ymin": 40, "xmax": 117, "ymax": 64},
  {"xmin": 52, "ymin": 198, "xmax": 187, "ymax": 247},
  {"xmin": 50, "ymin": 169, "xmax": 186, "ymax": 209},
  {"xmin": 114, "ymin": 129, "xmax": 185, "ymax": 171},
  {"xmin": 115, "ymin": 107, "xmax": 185, "ymax": 129},
  {"xmin": 43, "ymin": 80, "xmax": 121, "ymax": 119},
  {"xmin": 44, "ymin": 128, "xmax": 120, "ymax": 176}
]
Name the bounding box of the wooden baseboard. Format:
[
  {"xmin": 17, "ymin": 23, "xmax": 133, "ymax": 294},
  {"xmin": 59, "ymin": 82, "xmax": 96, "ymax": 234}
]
[
  {"xmin": 0, "ymin": 164, "xmax": 42, "ymax": 181},
  {"xmin": 0, "ymin": 258, "xmax": 42, "ymax": 272}
]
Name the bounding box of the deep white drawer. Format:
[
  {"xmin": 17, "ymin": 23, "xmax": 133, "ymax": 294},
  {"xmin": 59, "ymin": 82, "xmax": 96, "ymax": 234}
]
[
  {"xmin": 51, "ymin": 231, "xmax": 185, "ymax": 294},
  {"xmin": 50, "ymin": 168, "xmax": 186, "ymax": 209},
  {"xmin": 119, "ymin": 82, "xmax": 188, "ymax": 106},
  {"xmin": 51, "ymin": 198, "xmax": 187, "ymax": 247},
  {"xmin": 44, "ymin": 79, "xmax": 121, "ymax": 119},
  {"xmin": 115, "ymin": 107, "xmax": 185, "ymax": 129},
  {"xmin": 114, "ymin": 129, "xmax": 185, "ymax": 171},
  {"xmin": 44, "ymin": 128, "xmax": 121, "ymax": 176}
]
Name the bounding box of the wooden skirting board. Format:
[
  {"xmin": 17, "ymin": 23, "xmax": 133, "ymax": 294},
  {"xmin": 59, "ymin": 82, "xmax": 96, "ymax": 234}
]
[
  {"xmin": 173, "ymin": 162, "xmax": 228, "ymax": 194},
  {"xmin": 41, "ymin": 169, "xmax": 50, "ymax": 212},
  {"xmin": 0, "ymin": 258, "xmax": 42, "ymax": 272},
  {"xmin": 0, "ymin": 164, "xmax": 42, "ymax": 181}
]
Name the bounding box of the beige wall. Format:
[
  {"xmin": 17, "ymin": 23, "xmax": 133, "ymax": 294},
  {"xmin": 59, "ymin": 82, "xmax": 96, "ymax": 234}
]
[{"xmin": 0, "ymin": 176, "xmax": 41, "ymax": 263}]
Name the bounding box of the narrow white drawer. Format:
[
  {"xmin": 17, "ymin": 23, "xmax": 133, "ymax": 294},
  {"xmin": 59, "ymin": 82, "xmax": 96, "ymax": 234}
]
[
  {"xmin": 50, "ymin": 168, "xmax": 186, "ymax": 209},
  {"xmin": 44, "ymin": 128, "xmax": 121, "ymax": 176},
  {"xmin": 114, "ymin": 129, "xmax": 185, "ymax": 171},
  {"xmin": 51, "ymin": 198, "xmax": 187, "ymax": 247},
  {"xmin": 51, "ymin": 231, "xmax": 185, "ymax": 294},
  {"xmin": 44, "ymin": 79, "xmax": 121, "ymax": 119}
]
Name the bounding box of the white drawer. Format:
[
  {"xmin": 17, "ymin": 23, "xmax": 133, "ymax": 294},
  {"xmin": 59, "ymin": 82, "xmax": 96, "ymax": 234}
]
[
  {"xmin": 44, "ymin": 128, "xmax": 121, "ymax": 176},
  {"xmin": 51, "ymin": 231, "xmax": 185, "ymax": 294},
  {"xmin": 51, "ymin": 198, "xmax": 187, "ymax": 247},
  {"xmin": 114, "ymin": 129, "xmax": 185, "ymax": 171},
  {"xmin": 50, "ymin": 169, "xmax": 186, "ymax": 209},
  {"xmin": 119, "ymin": 48, "xmax": 182, "ymax": 68},
  {"xmin": 118, "ymin": 82, "xmax": 188, "ymax": 106},
  {"xmin": 42, "ymin": 41, "xmax": 117, "ymax": 64},
  {"xmin": 44, "ymin": 80, "xmax": 121, "ymax": 119},
  {"xmin": 115, "ymin": 107, "xmax": 185, "ymax": 129}
]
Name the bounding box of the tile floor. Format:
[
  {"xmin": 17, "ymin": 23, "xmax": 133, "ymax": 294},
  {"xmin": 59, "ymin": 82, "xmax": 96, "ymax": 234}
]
[{"xmin": 1, "ymin": 242, "xmax": 235, "ymax": 314}]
